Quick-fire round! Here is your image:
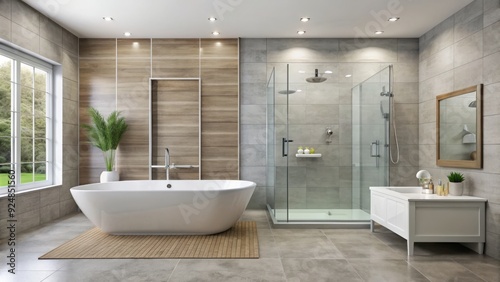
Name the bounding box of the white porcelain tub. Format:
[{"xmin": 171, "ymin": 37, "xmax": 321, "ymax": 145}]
[{"xmin": 70, "ymin": 180, "xmax": 256, "ymax": 235}]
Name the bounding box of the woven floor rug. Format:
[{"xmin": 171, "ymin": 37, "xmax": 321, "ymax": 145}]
[{"xmin": 39, "ymin": 221, "xmax": 259, "ymax": 259}]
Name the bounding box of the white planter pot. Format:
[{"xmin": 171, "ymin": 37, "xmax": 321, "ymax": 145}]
[
  {"xmin": 449, "ymin": 182, "xmax": 463, "ymax": 196},
  {"xmin": 100, "ymin": 171, "xmax": 119, "ymax": 183}
]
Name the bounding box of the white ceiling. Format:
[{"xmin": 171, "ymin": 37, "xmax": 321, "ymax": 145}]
[{"xmin": 24, "ymin": 0, "xmax": 474, "ymax": 38}]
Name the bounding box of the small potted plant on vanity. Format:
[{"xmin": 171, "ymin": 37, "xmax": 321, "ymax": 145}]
[
  {"xmin": 82, "ymin": 107, "xmax": 128, "ymax": 183},
  {"xmin": 447, "ymin": 171, "xmax": 465, "ymax": 196}
]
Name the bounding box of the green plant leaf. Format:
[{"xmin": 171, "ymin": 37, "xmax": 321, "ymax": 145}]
[
  {"xmin": 447, "ymin": 171, "xmax": 465, "ymax": 183},
  {"xmin": 81, "ymin": 107, "xmax": 128, "ymax": 171}
]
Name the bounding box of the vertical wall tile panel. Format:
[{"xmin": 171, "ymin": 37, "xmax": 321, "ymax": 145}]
[
  {"xmin": 40, "ymin": 37, "xmax": 62, "ymax": 63},
  {"xmin": 0, "ymin": 0, "xmax": 11, "ymax": 19},
  {"xmin": 200, "ymin": 38, "xmax": 239, "ymax": 179},
  {"xmin": 152, "ymin": 39, "xmax": 199, "ymax": 78},
  {"xmin": 62, "ymin": 28, "xmax": 78, "ymax": 55},
  {"xmin": 116, "ymin": 39, "xmax": 151, "ymax": 180},
  {"xmin": 11, "ymin": 22, "xmax": 39, "ymax": 53},
  {"xmin": 484, "ymin": 0, "xmax": 500, "ymax": 27},
  {"xmin": 11, "ymin": 0, "xmax": 38, "ymax": 34},
  {"xmin": 0, "ymin": 15, "xmax": 11, "ymax": 41},
  {"xmin": 39, "ymin": 15, "xmax": 62, "ymax": 45}
]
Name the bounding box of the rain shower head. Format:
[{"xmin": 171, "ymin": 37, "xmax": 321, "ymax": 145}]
[
  {"xmin": 278, "ymin": 89, "xmax": 297, "ymax": 94},
  {"xmin": 306, "ymin": 69, "xmax": 327, "ymax": 83}
]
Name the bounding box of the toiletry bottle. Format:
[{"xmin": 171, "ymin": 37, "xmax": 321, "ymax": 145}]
[
  {"xmin": 428, "ymin": 179, "xmax": 434, "ymax": 194},
  {"xmin": 444, "ymin": 182, "xmax": 449, "ymax": 196},
  {"xmin": 437, "ymin": 179, "xmax": 443, "ymax": 196}
]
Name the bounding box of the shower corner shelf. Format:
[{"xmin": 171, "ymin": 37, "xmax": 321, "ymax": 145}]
[{"xmin": 295, "ymin": 153, "xmax": 322, "ymax": 158}]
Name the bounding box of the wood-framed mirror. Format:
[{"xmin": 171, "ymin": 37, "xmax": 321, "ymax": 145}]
[{"xmin": 436, "ymin": 84, "xmax": 482, "ymax": 168}]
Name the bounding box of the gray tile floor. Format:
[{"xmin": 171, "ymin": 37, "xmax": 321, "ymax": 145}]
[{"xmin": 1, "ymin": 210, "xmax": 499, "ymax": 282}]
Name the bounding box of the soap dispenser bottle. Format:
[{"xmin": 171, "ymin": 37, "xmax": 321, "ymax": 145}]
[{"xmin": 428, "ymin": 179, "xmax": 434, "ymax": 194}]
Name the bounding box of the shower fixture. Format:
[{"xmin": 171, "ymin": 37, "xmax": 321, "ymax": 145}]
[
  {"xmin": 380, "ymin": 100, "xmax": 389, "ymax": 119},
  {"xmin": 306, "ymin": 69, "xmax": 327, "ymax": 83},
  {"xmin": 325, "ymin": 127, "xmax": 333, "ymax": 143},
  {"xmin": 380, "ymin": 86, "xmax": 392, "ymax": 97},
  {"xmin": 278, "ymin": 89, "xmax": 297, "ymax": 94},
  {"xmin": 468, "ymin": 100, "xmax": 477, "ymax": 107}
]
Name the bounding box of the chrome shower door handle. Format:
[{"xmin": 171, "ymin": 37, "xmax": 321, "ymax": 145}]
[
  {"xmin": 371, "ymin": 140, "xmax": 380, "ymax": 167},
  {"xmin": 282, "ymin": 138, "xmax": 294, "ymax": 157},
  {"xmin": 370, "ymin": 140, "xmax": 380, "ymax": 157}
]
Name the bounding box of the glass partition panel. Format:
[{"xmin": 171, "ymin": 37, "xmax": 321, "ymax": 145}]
[{"xmin": 352, "ymin": 66, "xmax": 391, "ymax": 214}]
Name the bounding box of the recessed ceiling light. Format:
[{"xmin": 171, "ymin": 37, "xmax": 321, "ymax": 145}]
[
  {"xmin": 324, "ymin": 70, "xmax": 333, "ymax": 74},
  {"xmin": 212, "ymin": 31, "xmax": 220, "ymax": 36},
  {"xmin": 103, "ymin": 16, "xmax": 114, "ymax": 21},
  {"xmin": 374, "ymin": 30, "xmax": 384, "ymax": 35},
  {"xmin": 298, "ymin": 70, "xmax": 306, "ymax": 74},
  {"xmin": 297, "ymin": 30, "xmax": 306, "ymax": 35},
  {"xmin": 388, "ymin": 17, "xmax": 400, "ymax": 22},
  {"xmin": 300, "ymin": 17, "xmax": 310, "ymax": 22},
  {"xmin": 345, "ymin": 74, "xmax": 352, "ymax": 78},
  {"xmin": 208, "ymin": 17, "xmax": 217, "ymax": 22},
  {"xmin": 124, "ymin": 32, "xmax": 131, "ymax": 37},
  {"xmin": 296, "ymin": 89, "xmax": 303, "ymax": 92}
]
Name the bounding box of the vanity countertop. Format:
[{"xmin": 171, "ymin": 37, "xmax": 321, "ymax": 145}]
[{"xmin": 369, "ymin": 186, "xmax": 487, "ymax": 202}]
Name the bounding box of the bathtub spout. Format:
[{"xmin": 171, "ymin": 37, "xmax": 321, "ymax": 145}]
[
  {"xmin": 150, "ymin": 147, "xmax": 171, "ymax": 180},
  {"xmin": 165, "ymin": 148, "xmax": 170, "ymax": 180}
]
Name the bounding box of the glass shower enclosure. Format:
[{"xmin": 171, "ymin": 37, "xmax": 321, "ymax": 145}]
[{"xmin": 266, "ymin": 64, "xmax": 393, "ymax": 224}]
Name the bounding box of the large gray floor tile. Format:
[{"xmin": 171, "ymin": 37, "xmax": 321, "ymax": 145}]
[
  {"xmin": 336, "ymin": 242, "xmax": 405, "ymax": 259},
  {"xmin": 48, "ymin": 259, "xmax": 178, "ymax": 282},
  {"xmin": 282, "ymin": 258, "xmax": 363, "ymax": 282},
  {"xmin": 453, "ymin": 258, "xmax": 500, "ymax": 282},
  {"xmin": 10, "ymin": 252, "xmax": 65, "ymax": 271},
  {"xmin": 349, "ymin": 258, "xmax": 431, "ymax": 282},
  {"xmin": 325, "ymin": 232, "xmax": 386, "ymax": 245},
  {"xmin": 391, "ymin": 243, "xmax": 481, "ymax": 258},
  {"xmin": 271, "ymin": 229, "xmax": 325, "ymax": 236},
  {"xmin": 0, "ymin": 270, "xmax": 54, "ymax": 282},
  {"xmin": 275, "ymin": 236, "xmax": 344, "ymax": 258},
  {"xmin": 408, "ymin": 259, "xmax": 485, "ymax": 282},
  {"xmin": 168, "ymin": 259, "xmax": 286, "ymax": 282},
  {"xmin": 258, "ymin": 235, "xmax": 281, "ymax": 258}
]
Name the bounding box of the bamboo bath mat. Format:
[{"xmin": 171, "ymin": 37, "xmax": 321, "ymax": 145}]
[{"xmin": 39, "ymin": 221, "xmax": 259, "ymax": 259}]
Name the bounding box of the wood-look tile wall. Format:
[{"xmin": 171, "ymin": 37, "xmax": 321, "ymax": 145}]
[
  {"xmin": 79, "ymin": 38, "xmax": 239, "ymax": 183},
  {"xmin": 152, "ymin": 80, "xmax": 200, "ymax": 180},
  {"xmin": 200, "ymin": 39, "xmax": 239, "ymax": 179}
]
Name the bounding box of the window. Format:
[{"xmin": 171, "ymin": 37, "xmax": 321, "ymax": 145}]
[{"xmin": 0, "ymin": 45, "xmax": 53, "ymax": 191}]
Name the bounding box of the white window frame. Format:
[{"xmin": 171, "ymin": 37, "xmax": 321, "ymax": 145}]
[{"xmin": 0, "ymin": 44, "xmax": 54, "ymax": 191}]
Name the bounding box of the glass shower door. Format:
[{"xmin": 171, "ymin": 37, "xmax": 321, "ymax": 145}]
[
  {"xmin": 266, "ymin": 65, "xmax": 291, "ymax": 222},
  {"xmin": 352, "ymin": 66, "xmax": 391, "ymax": 214}
]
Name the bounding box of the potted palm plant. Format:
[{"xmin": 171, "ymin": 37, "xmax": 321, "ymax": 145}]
[
  {"xmin": 82, "ymin": 107, "xmax": 128, "ymax": 183},
  {"xmin": 447, "ymin": 171, "xmax": 465, "ymax": 196}
]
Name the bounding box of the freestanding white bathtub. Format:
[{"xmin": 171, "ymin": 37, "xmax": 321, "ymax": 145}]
[{"xmin": 70, "ymin": 180, "xmax": 256, "ymax": 235}]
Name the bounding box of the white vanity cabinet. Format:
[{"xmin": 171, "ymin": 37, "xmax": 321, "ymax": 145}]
[{"xmin": 370, "ymin": 187, "xmax": 487, "ymax": 256}]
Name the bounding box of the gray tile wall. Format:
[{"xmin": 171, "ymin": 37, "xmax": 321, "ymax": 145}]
[
  {"xmin": 418, "ymin": 0, "xmax": 500, "ymax": 259},
  {"xmin": 0, "ymin": 0, "xmax": 79, "ymax": 239},
  {"xmin": 241, "ymin": 38, "xmax": 419, "ymax": 209}
]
